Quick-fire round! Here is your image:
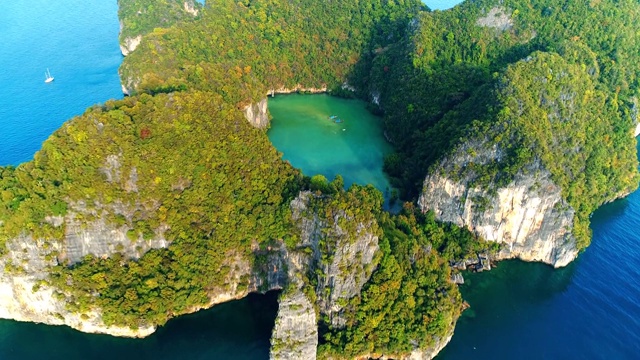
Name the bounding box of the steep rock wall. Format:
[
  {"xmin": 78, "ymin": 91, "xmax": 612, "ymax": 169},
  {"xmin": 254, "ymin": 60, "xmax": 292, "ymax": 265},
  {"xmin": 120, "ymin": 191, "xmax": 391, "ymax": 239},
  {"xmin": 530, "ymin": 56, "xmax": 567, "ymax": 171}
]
[
  {"xmin": 418, "ymin": 138, "xmax": 578, "ymax": 268},
  {"xmin": 267, "ymin": 85, "xmax": 327, "ymax": 97},
  {"xmin": 0, "ymin": 213, "xmax": 170, "ymax": 337},
  {"xmin": 269, "ymin": 232, "xmax": 319, "ymax": 360},
  {"xmin": 270, "ymin": 191, "xmax": 382, "ymax": 360},
  {"xmin": 270, "ymin": 290, "xmax": 318, "ymax": 360},
  {"xmin": 0, "ymin": 190, "xmax": 379, "ymax": 344},
  {"xmin": 243, "ymin": 98, "xmax": 269, "ymax": 129},
  {"xmin": 119, "ymin": 34, "xmax": 142, "ymax": 57},
  {"xmin": 290, "ymin": 191, "xmax": 380, "ymax": 327},
  {"xmin": 243, "ymin": 86, "xmax": 328, "ymax": 129}
]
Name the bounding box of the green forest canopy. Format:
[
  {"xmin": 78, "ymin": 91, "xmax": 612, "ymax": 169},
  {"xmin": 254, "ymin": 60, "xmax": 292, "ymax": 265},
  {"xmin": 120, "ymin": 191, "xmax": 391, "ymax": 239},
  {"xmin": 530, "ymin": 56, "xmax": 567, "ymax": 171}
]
[{"xmin": 1, "ymin": 0, "xmax": 639, "ymax": 357}]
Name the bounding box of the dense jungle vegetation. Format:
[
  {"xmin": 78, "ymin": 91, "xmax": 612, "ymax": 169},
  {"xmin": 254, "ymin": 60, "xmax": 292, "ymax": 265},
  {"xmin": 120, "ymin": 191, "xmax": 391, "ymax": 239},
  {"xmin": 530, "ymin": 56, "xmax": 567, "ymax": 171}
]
[
  {"xmin": 117, "ymin": 0, "xmax": 202, "ymax": 45},
  {"xmin": 0, "ymin": 0, "xmax": 639, "ymax": 357},
  {"xmin": 361, "ymin": 0, "xmax": 640, "ymax": 247}
]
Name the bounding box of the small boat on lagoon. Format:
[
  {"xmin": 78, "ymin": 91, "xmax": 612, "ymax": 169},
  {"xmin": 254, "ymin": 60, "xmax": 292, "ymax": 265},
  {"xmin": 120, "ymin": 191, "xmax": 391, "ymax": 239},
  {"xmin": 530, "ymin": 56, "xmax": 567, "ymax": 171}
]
[{"xmin": 328, "ymin": 115, "xmax": 343, "ymax": 123}]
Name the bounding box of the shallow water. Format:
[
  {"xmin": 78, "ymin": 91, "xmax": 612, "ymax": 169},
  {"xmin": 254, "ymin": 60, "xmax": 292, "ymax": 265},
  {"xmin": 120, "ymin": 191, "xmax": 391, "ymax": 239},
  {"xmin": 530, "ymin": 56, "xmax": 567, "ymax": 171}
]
[
  {"xmin": 423, "ymin": 0, "xmax": 464, "ymax": 10},
  {"xmin": 267, "ymin": 94, "xmax": 394, "ymax": 198}
]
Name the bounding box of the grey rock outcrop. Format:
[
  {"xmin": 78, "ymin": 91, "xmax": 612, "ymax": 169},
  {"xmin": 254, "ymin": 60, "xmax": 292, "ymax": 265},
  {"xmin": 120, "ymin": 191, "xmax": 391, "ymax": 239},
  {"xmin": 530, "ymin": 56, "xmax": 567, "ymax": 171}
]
[
  {"xmin": 0, "ymin": 219, "xmax": 166, "ymax": 337},
  {"xmin": 290, "ymin": 191, "xmax": 380, "ymax": 327},
  {"xmin": 269, "ymin": 191, "xmax": 382, "ymax": 359},
  {"xmin": 418, "ymin": 137, "xmax": 579, "ymax": 268},
  {"xmin": 450, "ymin": 272, "xmax": 464, "ymax": 285},
  {"xmin": 315, "ymin": 223, "xmax": 379, "ymax": 328},
  {"xmin": 60, "ymin": 215, "xmax": 169, "ymax": 265},
  {"xmin": 267, "ymin": 85, "xmax": 327, "ymax": 97},
  {"xmin": 120, "ymin": 35, "xmax": 142, "ymax": 57},
  {"xmin": 270, "ymin": 290, "xmax": 318, "ymax": 360},
  {"xmin": 476, "ymin": 7, "xmax": 513, "ymax": 31},
  {"xmin": 243, "ymin": 98, "xmax": 269, "ymax": 129},
  {"xmin": 183, "ymin": 0, "xmax": 199, "ymax": 16},
  {"xmin": 243, "ymin": 86, "xmax": 328, "ymax": 129},
  {"xmin": 268, "ymin": 235, "xmax": 318, "ymax": 360}
]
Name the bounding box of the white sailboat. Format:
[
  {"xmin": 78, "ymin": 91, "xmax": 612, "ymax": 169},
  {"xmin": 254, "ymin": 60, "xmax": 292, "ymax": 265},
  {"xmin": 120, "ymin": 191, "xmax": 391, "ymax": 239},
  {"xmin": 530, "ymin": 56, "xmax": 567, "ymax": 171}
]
[{"xmin": 44, "ymin": 68, "xmax": 54, "ymax": 83}]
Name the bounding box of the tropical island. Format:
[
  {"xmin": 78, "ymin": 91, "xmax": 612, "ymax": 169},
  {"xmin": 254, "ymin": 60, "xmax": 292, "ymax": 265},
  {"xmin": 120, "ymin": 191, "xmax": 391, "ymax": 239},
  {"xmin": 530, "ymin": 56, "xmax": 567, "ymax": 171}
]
[{"xmin": 0, "ymin": 0, "xmax": 639, "ymax": 359}]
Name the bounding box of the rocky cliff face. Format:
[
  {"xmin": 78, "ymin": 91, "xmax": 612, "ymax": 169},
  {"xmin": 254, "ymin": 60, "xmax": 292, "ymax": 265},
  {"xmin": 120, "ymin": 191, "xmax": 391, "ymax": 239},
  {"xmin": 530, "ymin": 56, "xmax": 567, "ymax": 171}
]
[
  {"xmin": 270, "ymin": 289, "xmax": 318, "ymax": 360},
  {"xmin": 418, "ymin": 137, "xmax": 579, "ymax": 268},
  {"xmin": 243, "ymin": 86, "xmax": 328, "ymax": 129},
  {"xmin": 0, "ymin": 210, "xmax": 170, "ymax": 337},
  {"xmin": 476, "ymin": 7, "xmax": 513, "ymax": 31},
  {"xmin": 269, "ymin": 191, "xmax": 382, "ymax": 360},
  {"xmin": 268, "ymin": 85, "xmax": 327, "ymax": 97},
  {"xmin": 243, "ymin": 98, "xmax": 270, "ymax": 129},
  {"xmin": 269, "ymin": 228, "xmax": 318, "ymax": 360},
  {"xmin": 119, "ymin": 34, "xmax": 142, "ymax": 57},
  {"xmin": 0, "ymin": 189, "xmax": 380, "ymax": 348},
  {"xmin": 290, "ymin": 191, "xmax": 380, "ymax": 327}
]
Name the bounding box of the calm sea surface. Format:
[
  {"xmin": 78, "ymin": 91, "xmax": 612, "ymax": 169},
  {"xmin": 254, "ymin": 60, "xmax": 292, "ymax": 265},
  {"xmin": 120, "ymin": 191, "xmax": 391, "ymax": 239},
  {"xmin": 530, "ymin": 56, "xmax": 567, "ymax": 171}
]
[{"xmin": 2, "ymin": 1, "xmax": 639, "ymax": 359}]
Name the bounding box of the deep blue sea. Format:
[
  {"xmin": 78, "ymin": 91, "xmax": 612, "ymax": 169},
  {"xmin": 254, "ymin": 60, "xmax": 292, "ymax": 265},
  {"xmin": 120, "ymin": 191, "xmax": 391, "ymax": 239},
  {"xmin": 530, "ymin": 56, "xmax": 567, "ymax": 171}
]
[
  {"xmin": 0, "ymin": 0, "xmax": 123, "ymax": 166},
  {"xmin": 2, "ymin": 0, "xmax": 640, "ymax": 359}
]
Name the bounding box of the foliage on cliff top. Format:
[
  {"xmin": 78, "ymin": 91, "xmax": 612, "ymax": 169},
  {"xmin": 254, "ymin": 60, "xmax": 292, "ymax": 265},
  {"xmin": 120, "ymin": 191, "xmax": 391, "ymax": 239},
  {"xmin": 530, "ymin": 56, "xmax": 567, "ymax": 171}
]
[
  {"xmin": 318, "ymin": 205, "xmax": 477, "ymax": 358},
  {"xmin": 370, "ymin": 0, "xmax": 640, "ymax": 199},
  {"xmin": 1, "ymin": 0, "xmax": 637, "ymax": 349},
  {"xmin": 486, "ymin": 52, "xmax": 638, "ymax": 247},
  {"xmin": 119, "ymin": 0, "xmax": 423, "ymax": 103},
  {"xmin": 416, "ymin": 51, "xmax": 638, "ymax": 249},
  {"xmin": 0, "ymin": 90, "xmax": 304, "ymax": 326},
  {"xmin": 118, "ymin": 0, "xmax": 201, "ymax": 43}
]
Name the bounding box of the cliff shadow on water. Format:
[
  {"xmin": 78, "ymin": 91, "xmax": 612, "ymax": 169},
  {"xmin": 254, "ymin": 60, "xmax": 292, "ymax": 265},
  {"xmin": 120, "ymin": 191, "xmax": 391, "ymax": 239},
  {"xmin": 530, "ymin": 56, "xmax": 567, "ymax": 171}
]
[{"xmin": 0, "ymin": 291, "xmax": 280, "ymax": 360}]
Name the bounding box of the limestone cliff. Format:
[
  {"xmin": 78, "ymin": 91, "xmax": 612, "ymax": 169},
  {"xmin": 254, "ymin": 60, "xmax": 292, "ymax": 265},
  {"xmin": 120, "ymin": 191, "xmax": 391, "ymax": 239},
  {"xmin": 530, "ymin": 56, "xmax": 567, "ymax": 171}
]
[
  {"xmin": 270, "ymin": 289, "xmax": 318, "ymax": 360},
  {"xmin": 0, "ymin": 188, "xmax": 382, "ymax": 349},
  {"xmin": 269, "ymin": 219, "xmax": 318, "ymax": 360},
  {"xmin": 243, "ymin": 98, "xmax": 269, "ymax": 129},
  {"xmin": 290, "ymin": 191, "xmax": 380, "ymax": 327},
  {"xmin": 117, "ymin": 0, "xmax": 200, "ymax": 57},
  {"xmin": 119, "ymin": 33, "xmax": 142, "ymax": 57},
  {"xmin": 418, "ymin": 137, "xmax": 579, "ymax": 268},
  {"xmin": 243, "ymin": 86, "xmax": 328, "ymax": 129},
  {"xmin": 476, "ymin": 7, "xmax": 513, "ymax": 31},
  {"xmin": 0, "ymin": 210, "xmax": 169, "ymax": 337},
  {"xmin": 269, "ymin": 191, "xmax": 382, "ymax": 360}
]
